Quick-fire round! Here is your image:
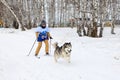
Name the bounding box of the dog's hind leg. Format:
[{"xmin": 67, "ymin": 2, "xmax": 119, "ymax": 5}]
[
  {"xmin": 54, "ymin": 55, "xmax": 57, "ymax": 63},
  {"xmin": 54, "ymin": 58, "xmax": 57, "ymax": 63}
]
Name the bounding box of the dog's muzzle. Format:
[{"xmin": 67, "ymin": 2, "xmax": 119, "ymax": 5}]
[
  {"xmin": 67, "ymin": 49, "xmax": 72, "ymax": 53},
  {"xmin": 69, "ymin": 49, "xmax": 72, "ymax": 53}
]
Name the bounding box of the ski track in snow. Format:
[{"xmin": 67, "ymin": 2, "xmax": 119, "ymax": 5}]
[{"xmin": 0, "ymin": 27, "xmax": 120, "ymax": 80}]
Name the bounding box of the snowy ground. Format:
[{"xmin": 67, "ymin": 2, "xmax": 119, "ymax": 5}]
[{"xmin": 0, "ymin": 26, "xmax": 120, "ymax": 80}]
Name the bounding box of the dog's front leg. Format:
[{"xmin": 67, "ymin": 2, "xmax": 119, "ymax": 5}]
[
  {"xmin": 54, "ymin": 59, "xmax": 57, "ymax": 63},
  {"xmin": 68, "ymin": 57, "xmax": 71, "ymax": 63},
  {"xmin": 65, "ymin": 57, "xmax": 71, "ymax": 63}
]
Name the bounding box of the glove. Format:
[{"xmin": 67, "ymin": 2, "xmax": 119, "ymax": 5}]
[{"xmin": 50, "ymin": 36, "xmax": 53, "ymax": 39}]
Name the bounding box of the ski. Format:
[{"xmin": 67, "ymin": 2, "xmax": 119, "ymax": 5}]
[
  {"xmin": 35, "ymin": 56, "xmax": 40, "ymax": 59},
  {"xmin": 44, "ymin": 54, "xmax": 51, "ymax": 56},
  {"xmin": 114, "ymin": 57, "xmax": 119, "ymax": 60}
]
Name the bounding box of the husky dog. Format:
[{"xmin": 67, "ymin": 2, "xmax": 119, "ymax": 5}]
[{"xmin": 53, "ymin": 42, "xmax": 72, "ymax": 63}]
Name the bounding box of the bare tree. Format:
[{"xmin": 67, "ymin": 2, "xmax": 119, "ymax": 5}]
[
  {"xmin": 0, "ymin": 0, "xmax": 119, "ymax": 37},
  {"xmin": 1, "ymin": 0, "xmax": 22, "ymax": 29}
]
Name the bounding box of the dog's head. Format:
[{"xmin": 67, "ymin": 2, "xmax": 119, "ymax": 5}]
[{"xmin": 63, "ymin": 42, "xmax": 72, "ymax": 53}]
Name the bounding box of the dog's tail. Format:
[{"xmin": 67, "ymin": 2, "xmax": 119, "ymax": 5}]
[{"xmin": 52, "ymin": 42, "xmax": 58, "ymax": 48}]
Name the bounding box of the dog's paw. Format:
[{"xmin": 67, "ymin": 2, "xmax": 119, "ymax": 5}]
[
  {"xmin": 68, "ymin": 61, "xmax": 71, "ymax": 63},
  {"xmin": 54, "ymin": 59, "xmax": 57, "ymax": 63}
]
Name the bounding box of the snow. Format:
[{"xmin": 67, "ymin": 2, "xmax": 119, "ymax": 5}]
[{"xmin": 0, "ymin": 27, "xmax": 120, "ymax": 80}]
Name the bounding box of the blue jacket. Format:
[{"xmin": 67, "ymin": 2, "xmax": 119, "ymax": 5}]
[{"xmin": 35, "ymin": 26, "xmax": 50, "ymax": 42}]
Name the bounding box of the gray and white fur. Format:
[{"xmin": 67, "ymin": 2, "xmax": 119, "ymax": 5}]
[{"xmin": 53, "ymin": 42, "xmax": 72, "ymax": 63}]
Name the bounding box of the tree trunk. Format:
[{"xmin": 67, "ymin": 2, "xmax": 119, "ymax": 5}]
[
  {"xmin": 111, "ymin": 20, "xmax": 115, "ymax": 34},
  {"xmin": 91, "ymin": 21, "xmax": 98, "ymax": 37},
  {"xmin": 99, "ymin": 22, "xmax": 104, "ymax": 37},
  {"xmin": 99, "ymin": 14, "xmax": 104, "ymax": 37}
]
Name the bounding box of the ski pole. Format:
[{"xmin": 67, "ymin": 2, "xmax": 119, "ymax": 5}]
[
  {"xmin": 27, "ymin": 39, "xmax": 37, "ymax": 56},
  {"xmin": 49, "ymin": 39, "xmax": 52, "ymax": 54}
]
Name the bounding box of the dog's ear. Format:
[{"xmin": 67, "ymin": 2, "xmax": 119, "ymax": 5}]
[
  {"xmin": 68, "ymin": 42, "xmax": 72, "ymax": 47},
  {"xmin": 63, "ymin": 43, "xmax": 67, "ymax": 45},
  {"xmin": 69, "ymin": 42, "xmax": 71, "ymax": 44}
]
